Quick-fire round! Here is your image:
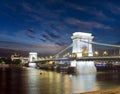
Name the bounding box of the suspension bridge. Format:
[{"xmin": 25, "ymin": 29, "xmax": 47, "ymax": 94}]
[{"xmin": 29, "ymin": 32, "xmax": 120, "ymax": 74}]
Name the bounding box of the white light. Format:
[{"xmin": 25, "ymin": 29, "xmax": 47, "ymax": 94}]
[
  {"xmin": 28, "ymin": 63, "xmax": 36, "ymax": 67},
  {"xmin": 29, "ymin": 52, "xmax": 38, "ymax": 62},
  {"xmin": 71, "ymin": 60, "xmax": 76, "ymax": 67},
  {"xmin": 70, "ymin": 61, "xmax": 96, "ymax": 74},
  {"xmin": 73, "ymin": 32, "xmax": 92, "ymax": 36}
]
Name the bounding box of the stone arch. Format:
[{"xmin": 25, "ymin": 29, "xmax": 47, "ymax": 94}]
[
  {"xmin": 29, "ymin": 52, "xmax": 37, "ymax": 62},
  {"xmin": 82, "ymin": 45, "xmax": 88, "ymax": 57}
]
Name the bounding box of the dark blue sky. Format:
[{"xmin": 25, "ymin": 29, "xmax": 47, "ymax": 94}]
[{"xmin": 0, "ymin": 0, "xmax": 120, "ymax": 55}]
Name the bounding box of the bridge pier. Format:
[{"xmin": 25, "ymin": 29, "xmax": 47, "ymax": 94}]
[
  {"xmin": 70, "ymin": 60, "xmax": 96, "ymax": 74},
  {"xmin": 71, "ymin": 32, "xmax": 96, "ymax": 74},
  {"xmin": 76, "ymin": 61, "xmax": 96, "ymax": 74}
]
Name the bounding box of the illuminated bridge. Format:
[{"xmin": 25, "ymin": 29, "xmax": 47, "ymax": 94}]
[
  {"xmin": 29, "ymin": 32, "xmax": 120, "ymax": 74},
  {"xmin": 35, "ymin": 56, "xmax": 120, "ymax": 62}
]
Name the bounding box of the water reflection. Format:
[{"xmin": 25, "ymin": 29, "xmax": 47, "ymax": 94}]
[
  {"xmin": 27, "ymin": 68, "xmax": 72, "ymax": 94},
  {"xmin": 70, "ymin": 74, "xmax": 98, "ymax": 93},
  {"xmin": 96, "ymin": 72, "xmax": 120, "ymax": 90},
  {"xmin": 0, "ymin": 67, "xmax": 120, "ymax": 94}
]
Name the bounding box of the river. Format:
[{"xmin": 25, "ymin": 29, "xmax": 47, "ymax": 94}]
[{"xmin": 0, "ymin": 67, "xmax": 120, "ymax": 94}]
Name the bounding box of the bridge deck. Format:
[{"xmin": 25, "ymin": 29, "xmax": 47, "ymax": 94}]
[{"xmin": 33, "ymin": 56, "xmax": 120, "ymax": 63}]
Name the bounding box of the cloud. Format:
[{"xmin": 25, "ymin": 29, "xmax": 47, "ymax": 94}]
[
  {"xmin": 48, "ymin": 32, "xmax": 60, "ymax": 40},
  {"xmin": 27, "ymin": 29, "xmax": 36, "ymax": 34},
  {"xmin": 0, "ymin": 8, "xmax": 33, "ymax": 29},
  {"xmin": 0, "ymin": 10, "xmax": 16, "ymax": 20},
  {"xmin": 20, "ymin": 2, "xmax": 45, "ymax": 22},
  {"xmin": 50, "ymin": 24, "xmax": 60, "ymax": 32},
  {"xmin": 4, "ymin": 3, "xmax": 17, "ymax": 12},
  {"xmin": 66, "ymin": 18, "xmax": 111, "ymax": 29},
  {"xmin": 21, "ymin": 2, "xmax": 34, "ymax": 12},
  {"xmin": 67, "ymin": 2, "xmax": 86, "ymax": 11},
  {"xmin": 0, "ymin": 34, "xmax": 16, "ymax": 41},
  {"xmin": 25, "ymin": 29, "xmax": 37, "ymax": 39},
  {"xmin": 105, "ymin": 3, "xmax": 120, "ymax": 15},
  {"xmin": 0, "ymin": 31, "xmax": 36, "ymax": 44},
  {"xmin": 58, "ymin": 21, "xmax": 69, "ymax": 30},
  {"xmin": 90, "ymin": 10, "xmax": 114, "ymax": 21},
  {"xmin": 24, "ymin": 13, "xmax": 43, "ymax": 22},
  {"xmin": 0, "ymin": 41, "xmax": 61, "ymax": 54},
  {"xmin": 21, "ymin": 2, "xmax": 60, "ymax": 19},
  {"xmin": 26, "ymin": 33, "xmax": 35, "ymax": 39},
  {"xmin": 43, "ymin": 21, "xmax": 68, "ymax": 32},
  {"xmin": 39, "ymin": 38, "xmax": 46, "ymax": 42},
  {"xmin": 55, "ymin": 41, "xmax": 68, "ymax": 47},
  {"xmin": 41, "ymin": 33, "xmax": 52, "ymax": 41},
  {"xmin": 67, "ymin": 2, "xmax": 114, "ymax": 21},
  {"xmin": 44, "ymin": 29, "xmax": 60, "ymax": 39}
]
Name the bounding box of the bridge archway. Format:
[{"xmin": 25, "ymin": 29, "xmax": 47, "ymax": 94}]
[
  {"xmin": 29, "ymin": 52, "xmax": 37, "ymax": 62},
  {"xmin": 82, "ymin": 46, "xmax": 88, "ymax": 57}
]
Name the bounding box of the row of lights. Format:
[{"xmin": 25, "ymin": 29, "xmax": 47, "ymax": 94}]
[
  {"xmin": 39, "ymin": 51, "xmax": 109, "ymax": 59},
  {"xmin": 71, "ymin": 51, "xmax": 108, "ymax": 58},
  {"xmin": 94, "ymin": 51, "xmax": 108, "ymax": 56}
]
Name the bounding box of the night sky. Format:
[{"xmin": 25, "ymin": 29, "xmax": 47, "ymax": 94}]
[{"xmin": 0, "ymin": 0, "xmax": 120, "ymax": 56}]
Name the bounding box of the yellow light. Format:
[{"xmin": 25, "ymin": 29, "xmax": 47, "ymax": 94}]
[
  {"xmin": 103, "ymin": 51, "xmax": 108, "ymax": 56},
  {"xmin": 72, "ymin": 53, "xmax": 77, "ymax": 58},
  {"xmin": 94, "ymin": 51, "xmax": 99, "ymax": 56}
]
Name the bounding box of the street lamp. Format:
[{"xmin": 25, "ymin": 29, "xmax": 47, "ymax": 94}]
[
  {"xmin": 94, "ymin": 51, "xmax": 99, "ymax": 56},
  {"xmin": 103, "ymin": 51, "xmax": 108, "ymax": 56},
  {"xmin": 72, "ymin": 53, "xmax": 77, "ymax": 59}
]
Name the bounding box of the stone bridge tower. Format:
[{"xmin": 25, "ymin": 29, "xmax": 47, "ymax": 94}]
[
  {"xmin": 29, "ymin": 52, "xmax": 37, "ymax": 62},
  {"xmin": 71, "ymin": 32, "xmax": 96, "ymax": 74},
  {"xmin": 71, "ymin": 32, "xmax": 93, "ymax": 58}
]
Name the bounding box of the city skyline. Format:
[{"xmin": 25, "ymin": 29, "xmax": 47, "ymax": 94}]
[{"xmin": 0, "ymin": 0, "xmax": 120, "ymax": 56}]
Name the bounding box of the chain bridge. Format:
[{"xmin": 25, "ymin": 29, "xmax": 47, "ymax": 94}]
[{"xmin": 29, "ymin": 32, "xmax": 120, "ymax": 74}]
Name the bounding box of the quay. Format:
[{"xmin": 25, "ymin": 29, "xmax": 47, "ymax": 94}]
[{"xmin": 78, "ymin": 87, "xmax": 120, "ymax": 94}]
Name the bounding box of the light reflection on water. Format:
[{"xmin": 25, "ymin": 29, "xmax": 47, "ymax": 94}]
[
  {"xmin": 71, "ymin": 74, "xmax": 97, "ymax": 93},
  {"xmin": 27, "ymin": 68, "xmax": 72, "ymax": 94},
  {"xmin": 0, "ymin": 67, "xmax": 120, "ymax": 94}
]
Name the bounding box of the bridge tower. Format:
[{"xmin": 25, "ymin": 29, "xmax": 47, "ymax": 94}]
[
  {"xmin": 71, "ymin": 32, "xmax": 93, "ymax": 57},
  {"xmin": 29, "ymin": 52, "xmax": 37, "ymax": 62},
  {"xmin": 71, "ymin": 32, "xmax": 96, "ymax": 74}
]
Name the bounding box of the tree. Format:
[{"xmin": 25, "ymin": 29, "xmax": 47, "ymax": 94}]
[{"xmin": 13, "ymin": 59, "xmax": 22, "ymax": 64}]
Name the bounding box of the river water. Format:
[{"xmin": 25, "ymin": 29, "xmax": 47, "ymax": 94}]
[{"xmin": 0, "ymin": 67, "xmax": 120, "ymax": 94}]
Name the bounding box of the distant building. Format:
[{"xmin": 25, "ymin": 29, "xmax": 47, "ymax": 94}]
[{"xmin": 11, "ymin": 53, "xmax": 29, "ymax": 63}]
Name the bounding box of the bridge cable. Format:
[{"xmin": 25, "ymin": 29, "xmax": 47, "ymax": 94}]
[
  {"xmin": 53, "ymin": 44, "xmax": 72, "ymax": 58},
  {"xmin": 80, "ymin": 40, "xmax": 120, "ymax": 48}
]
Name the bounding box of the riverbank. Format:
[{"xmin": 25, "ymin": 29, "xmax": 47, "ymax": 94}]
[
  {"xmin": 78, "ymin": 87, "xmax": 120, "ymax": 94},
  {"xmin": 0, "ymin": 64, "xmax": 24, "ymax": 69},
  {"xmin": 9, "ymin": 64, "xmax": 23, "ymax": 67}
]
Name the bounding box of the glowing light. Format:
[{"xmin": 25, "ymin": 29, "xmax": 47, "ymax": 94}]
[
  {"xmin": 103, "ymin": 51, "xmax": 108, "ymax": 56},
  {"xmin": 71, "ymin": 60, "xmax": 77, "ymax": 67},
  {"xmin": 28, "ymin": 63, "xmax": 36, "ymax": 67},
  {"xmin": 76, "ymin": 61, "xmax": 96, "ymax": 74},
  {"xmin": 29, "ymin": 52, "xmax": 37, "ymax": 62},
  {"xmin": 94, "ymin": 51, "xmax": 99, "ymax": 56},
  {"xmin": 72, "ymin": 53, "xmax": 77, "ymax": 58}
]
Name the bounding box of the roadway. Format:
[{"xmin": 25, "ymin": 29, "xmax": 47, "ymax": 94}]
[{"xmin": 33, "ymin": 55, "xmax": 120, "ymax": 63}]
